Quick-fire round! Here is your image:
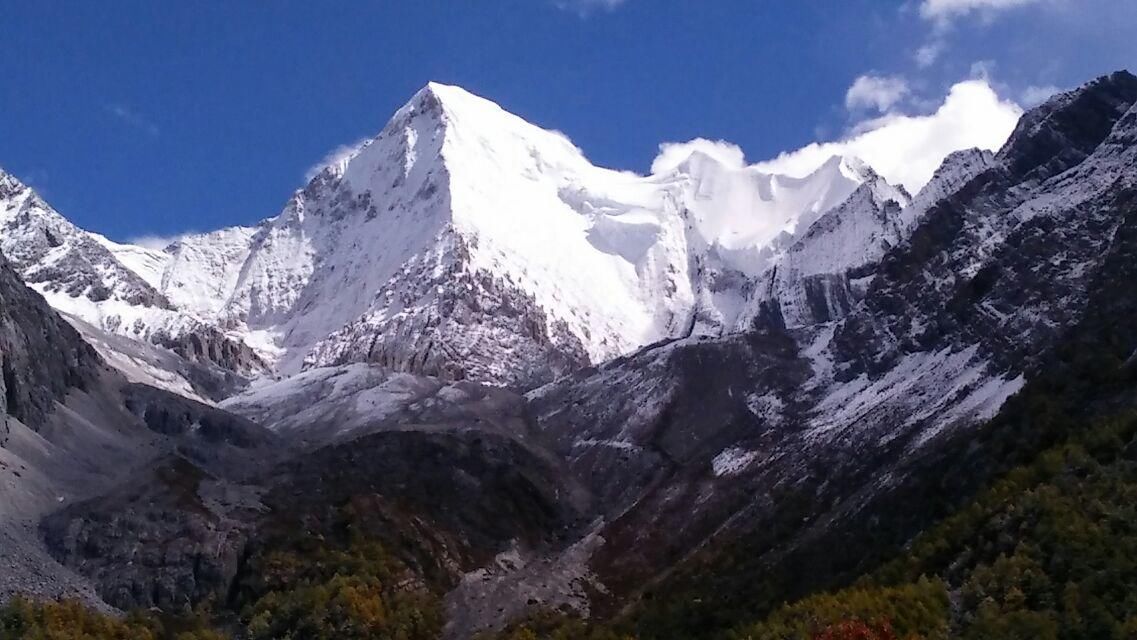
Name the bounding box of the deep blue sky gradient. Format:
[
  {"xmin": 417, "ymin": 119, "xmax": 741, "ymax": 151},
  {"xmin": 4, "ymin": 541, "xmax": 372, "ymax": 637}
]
[{"xmin": 1, "ymin": 0, "xmax": 1132, "ymax": 240}]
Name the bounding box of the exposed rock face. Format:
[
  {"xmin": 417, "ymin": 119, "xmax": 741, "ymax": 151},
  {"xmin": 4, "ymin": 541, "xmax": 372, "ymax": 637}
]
[
  {"xmin": 0, "ymin": 239, "xmax": 277, "ymax": 610},
  {"xmin": 40, "ymin": 457, "xmax": 266, "ymax": 612},
  {"xmin": 0, "ymin": 251, "xmax": 105, "ymax": 430},
  {"xmin": 37, "ymin": 384, "xmax": 282, "ymax": 611},
  {"xmin": 67, "ymin": 316, "xmax": 256, "ymax": 404},
  {"xmin": 845, "ymin": 69, "xmax": 1137, "ymax": 378},
  {"xmin": 120, "ymin": 383, "xmax": 278, "ymax": 457},
  {"xmin": 40, "ymin": 368, "xmax": 585, "ymax": 615},
  {"xmin": 0, "ymin": 243, "xmax": 263, "ymax": 610},
  {"xmin": 151, "ymin": 325, "xmax": 269, "ymax": 379},
  {"xmin": 746, "ymin": 180, "xmax": 909, "ymax": 330},
  {"xmin": 999, "ymin": 70, "xmax": 1137, "ymax": 182},
  {"xmin": 304, "ymin": 233, "xmax": 591, "ymax": 387},
  {"xmin": 0, "ymin": 248, "xmax": 129, "ymax": 607}
]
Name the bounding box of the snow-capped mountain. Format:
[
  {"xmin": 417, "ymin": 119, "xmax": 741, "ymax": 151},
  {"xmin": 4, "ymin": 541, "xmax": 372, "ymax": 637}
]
[
  {"xmin": 0, "ymin": 170, "xmax": 265, "ymax": 394},
  {"xmin": 0, "ymin": 170, "xmax": 170, "ymax": 314},
  {"xmin": 1, "ymin": 84, "xmax": 918, "ymax": 389},
  {"xmin": 264, "ymin": 84, "xmax": 901, "ymax": 384}
]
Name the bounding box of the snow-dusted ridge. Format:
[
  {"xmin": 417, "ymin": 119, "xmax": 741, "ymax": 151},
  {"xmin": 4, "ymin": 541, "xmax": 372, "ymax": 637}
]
[{"xmin": 1, "ymin": 82, "xmax": 969, "ymax": 391}]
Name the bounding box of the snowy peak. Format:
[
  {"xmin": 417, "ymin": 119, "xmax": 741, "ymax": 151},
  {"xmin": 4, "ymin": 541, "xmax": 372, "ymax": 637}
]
[
  {"xmin": 0, "ymin": 83, "xmax": 917, "ymax": 390},
  {"xmin": 221, "ymin": 83, "xmax": 902, "ymax": 382},
  {"xmin": 741, "ymin": 167, "xmax": 911, "ymax": 330},
  {"xmin": 655, "ymin": 151, "xmax": 883, "ymax": 286},
  {"xmin": 0, "ymin": 168, "xmax": 25, "ymax": 198},
  {"xmin": 316, "ymin": 80, "xmax": 585, "ymax": 197},
  {"xmin": 0, "ymin": 171, "xmax": 170, "ymax": 311}
]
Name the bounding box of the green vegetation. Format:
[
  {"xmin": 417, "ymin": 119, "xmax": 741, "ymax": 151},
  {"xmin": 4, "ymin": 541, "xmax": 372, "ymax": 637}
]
[
  {"xmin": 1, "ymin": 505, "xmax": 442, "ymax": 640},
  {"xmin": 864, "ymin": 411, "xmax": 1137, "ymax": 640},
  {"xmin": 723, "ymin": 409, "xmax": 1137, "ymax": 640},
  {"xmin": 0, "ymin": 597, "xmax": 222, "ymax": 640},
  {"xmin": 0, "ymin": 597, "xmax": 152, "ymax": 640},
  {"xmin": 231, "ymin": 501, "xmax": 443, "ymax": 640},
  {"xmin": 238, "ymin": 531, "xmax": 442, "ymax": 640},
  {"xmin": 728, "ymin": 578, "xmax": 949, "ymax": 640},
  {"xmin": 477, "ymin": 610, "xmax": 635, "ymax": 640}
]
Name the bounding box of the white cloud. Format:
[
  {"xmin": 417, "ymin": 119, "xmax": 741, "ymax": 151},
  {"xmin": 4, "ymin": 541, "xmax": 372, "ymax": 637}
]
[
  {"xmin": 554, "ymin": 0, "xmax": 628, "ymax": 16},
  {"xmin": 127, "ymin": 234, "xmax": 185, "ymax": 250},
  {"xmin": 651, "ymin": 138, "xmax": 746, "ymax": 175},
  {"xmin": 1021, "ymin": 84, "xmax": 1062, "ymax": 106},
  {"xmin": 915, "ymin": 40, "xmax": 945, "ymax": 68},
  {"xmin": 105, "ymin": 104, "xmax": 159, "ymax": 137},
  {"xmin": 920, "ymin": 0, "xmax": 1043, "ymax": 24},
  {"xmin": 845, "ymin": 75, "xmax": 911, "ymax": 113},
  {"xmin": 914, "ymin": 0, "xmax": 1046, "ymax": 66},
  {"xmin": 754, "ymin": 78, "xmax": 1023, "ymax": 194},
  {"xmin": 304, "ymin": 138, "xmax": 370, "ymax": 181},
  {"xmin": 969, "ymin": 59, "xmax": 997, "ymax": 80}
]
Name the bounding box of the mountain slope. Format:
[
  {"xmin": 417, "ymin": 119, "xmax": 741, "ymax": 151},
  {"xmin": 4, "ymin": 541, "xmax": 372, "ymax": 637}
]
[
  {"xmin": 0, "ymin": 249, "xmax": 224, "ymax": 605},
  {"xmin": 513, "ymin": 70, "xmax": 1137, "ymax": 636},
  {"xmin": 719, "ymin": 192, "xmax": 1137, "ymax": 638}
]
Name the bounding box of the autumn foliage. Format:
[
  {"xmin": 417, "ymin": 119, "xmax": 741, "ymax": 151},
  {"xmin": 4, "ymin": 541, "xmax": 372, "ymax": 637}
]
[{"xmin": 813, "ymin": 618, "xmax": 898, "ymax": 640}]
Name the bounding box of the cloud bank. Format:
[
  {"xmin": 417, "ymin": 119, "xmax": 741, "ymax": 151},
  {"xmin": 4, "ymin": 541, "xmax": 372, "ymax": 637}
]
[
  {"xmin": 752, "ymin": 78, "xmax": 1021, "ymax": 193},
  {"xmin": 651, "ymin": 138, "xmax": 746, "ymax": 174},
  {"xmin": 1021, "ymin": 84, "xmax": 1062, "ymax": 106},
  {"xmin": 845, "ymin": 75, "xmax": 911, "ymax": 113}
]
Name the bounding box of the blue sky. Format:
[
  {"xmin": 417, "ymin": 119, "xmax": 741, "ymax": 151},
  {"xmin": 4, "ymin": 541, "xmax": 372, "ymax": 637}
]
[{"xmin": 1, "ymin": 0, "xmax": 1133, "ymax": 243}]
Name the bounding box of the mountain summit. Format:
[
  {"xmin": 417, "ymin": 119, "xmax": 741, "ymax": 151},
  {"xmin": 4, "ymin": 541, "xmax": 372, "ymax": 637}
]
[{"xmin": 2, "ymin": 83, "xmax": 908, "ymax": 389}]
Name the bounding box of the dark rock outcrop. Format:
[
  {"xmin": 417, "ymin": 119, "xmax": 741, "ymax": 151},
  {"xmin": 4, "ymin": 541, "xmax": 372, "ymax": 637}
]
[
  {"xmin": 41, "ymin": 457, "xmax": 266, "ymax": 612},
  {"xmin": 0, "ymin": 252, "xmax": 105, "ymax": 430},
  {"xmin": 998, "ymin": 70, "xmax": 1137, "ymax": 182},
  {"xmin": 152, "ymin": 326, "xmax": 269, "ymax": 378},
  {"xmin": 39, "ymin": 366, "xmax": 584, "ymax": 615}
]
